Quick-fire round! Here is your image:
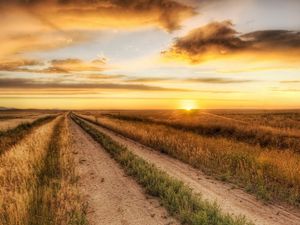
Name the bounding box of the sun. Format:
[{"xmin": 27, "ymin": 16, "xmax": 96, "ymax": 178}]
[{"xmin": 180, "ymin": 100, "xmax": 198, "ymax": 111}]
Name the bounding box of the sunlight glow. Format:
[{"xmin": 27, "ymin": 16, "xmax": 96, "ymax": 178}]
[{"xmin": 180, "ymin": 100, "xmax": 198, "ymax": 111}]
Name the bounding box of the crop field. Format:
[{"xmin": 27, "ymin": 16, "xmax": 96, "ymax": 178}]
[{"xmin": 1, "ymin": 110, "xmax": 300, "ymax": 225}]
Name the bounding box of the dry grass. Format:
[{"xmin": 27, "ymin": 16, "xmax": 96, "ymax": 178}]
[
  {"xmin": 0, "ymin": 115, "xmax": 56, "ymax": 155},
  {"xmin": 29, "ymin": 115, "xmax": 87, "ymax": 225},
  {"xmin": 73, "ymin": 115, "xmax": 252, "ymax": 225},
  {"xmin": 0, "ymin": 117, "xmax": 57, "ymax": 225},
  {"xmin": 215, "ymin": 111, "xmax": 300, "ymax": 131},
  {"xmin": 98, "ymin": 110, "xmax": 300, "ymax": 152},
  {"xmin": 0, "ymin": 115, "xmax": 87, "ymax": 225},
  {"xmin": 79, "ymin": 114, "xmax": 300, "ymax": 207},
  {"xmin": 0, "ymin": 114, "xmax": 50, "ymax": 132}
]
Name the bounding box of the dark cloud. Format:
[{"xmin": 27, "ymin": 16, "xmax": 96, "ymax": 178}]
[
  {"xmin": 242, "ymin": 30, "xmax": 300, "ymax": 50},
  {"xmin": 163, "ymin": 20, "xmax": 300, "ymax": 63},
  {"xmin": 111, "ymin": 0, "xmax": 196, "ymax": 31},
  {"xmin": 185, "ymin": 77, "xmax": 253, "ymax": 83},
  {"xmin": 1, "ymin": 0, "xmax": 196, "ymax": 32},
  {"xmin": 0, "ymin": 77, "xmax": 190, "ymax": 92}
]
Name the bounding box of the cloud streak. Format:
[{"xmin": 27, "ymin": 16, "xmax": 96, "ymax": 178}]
[
  {"xmin": 0, "ymin": 77, "xmax": 190, "ymax": 92},
  {"xmin": 280, "ymin": 80, "xmax": 300, "ymax": 83},
  {"xmin": 185, "ymin": 77, "xmax": 253, "ymax": 84},
  {"xmin": 125, "ymin": 77, "xmax": 174, "ymax": 83},
  {"xmin": 0, "ymin": 57, "xmax": 107, "ymax": 73}
]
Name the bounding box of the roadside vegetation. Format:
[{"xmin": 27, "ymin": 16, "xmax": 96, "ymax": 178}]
[
  {"xmin": 0, "ymin": 115, "xmax": 56, "ymax": 155},
  {"xmin": 72, "ymin": 115, "xmax": 252, "ymax": 225},
  {"xmin": 0, "ymin": 113, "xmax": 55, "ymax": 132},
  {"xmin": 78, "ymin": 113, "xmax": 300, "ymax": 207},
  {"xmin": 215, "ymin": 111, "xmax": 300, "ymax": 131},
  {"xmin": 0, "ymin": 115, "xmax": 87, "ymax": 225},
  {"xmin": 102, "ymin": 111, "xmax": 300, "ymax": 152}
]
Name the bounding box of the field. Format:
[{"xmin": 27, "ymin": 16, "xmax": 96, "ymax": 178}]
[{"xmin": 1, "ymin": 109, "xmax": 300, "ymax": 225}]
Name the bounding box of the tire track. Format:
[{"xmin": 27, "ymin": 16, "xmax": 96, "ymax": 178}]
[
  {"xmin": 84, "ymin": 119, "xmax": 300, "ymax": 225},
  {"xmin": 68, "ymin": 117, "xmax": 179, "ymax": 225}
]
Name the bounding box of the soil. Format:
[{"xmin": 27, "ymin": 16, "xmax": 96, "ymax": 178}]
[
  {"xmin": 68, "ymin": 118, "xmax": 179, "ymax": 225},
  {"xmin": 85, "ymin": 120, "xmax": 300, "ymax": 225}
]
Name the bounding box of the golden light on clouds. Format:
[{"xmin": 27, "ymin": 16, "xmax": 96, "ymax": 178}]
[
  {"xmin": 162, "ymin": 21, "xmax": 300, "ymax": 65},
  {"xmin": 0, "ymin": 0, "xmax": 299, "ymax": 109}
]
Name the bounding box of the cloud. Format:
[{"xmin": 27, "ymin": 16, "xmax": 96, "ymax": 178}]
[
  {"xmin": 0, "ymin": 0, "xmax": 195, "ymax": 59},
  {"xmin": 162, "ymin": 20, "xmax": 300, "ymax": 63},
  {"xmin": 0, "ymin": 13, "xmax": 90, "ymax": 59},
  {"xmin": 185, "ymin": 77, "xmax": 253, "ymax": 83},
  {"xmin": 125, "ymin": 77, "xmax": 173, "ymax": 82},
  {"xmin": 0, "ymin": 59, "xmax": 42, "ymax": 72},
  {"xmin": 272, "ymin": 88, "xmax": 300, "ymax": 92},
  {"xmin": 0, "ymin": 57, "xmax": 107, "ymax": 73},
  {"xmin": 280, "ymin": 80, "xmax": 300, "ymax": 83},
  {"xmin": 0, "ymin": 77, "xmax": 190, "ymax": 92},
  {"xmin": 48, "ymin": 58, "xmax": 107, "ymax": 72},
  {"xmin": 81, "ymin": 74, "xmax": 126, "ymax": 80},
  {"xmin": 1, "ymin": 0, "xmax": 195, "ymax": 31}
]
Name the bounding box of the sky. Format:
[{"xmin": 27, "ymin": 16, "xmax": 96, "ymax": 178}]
[{"xmin": 0, "ymin": 0, "xmax": 300, "ymax": 109}]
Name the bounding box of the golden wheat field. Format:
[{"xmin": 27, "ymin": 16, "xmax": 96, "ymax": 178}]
[
  {"xmin": 79, "ymin": 110, "xmax": 300, "ymax": 204},
  {"xmin": 1, "ymin": 109, "xmax": 300, "ymax": 225},
  {"xmin": 2, "ymin": 1, "xmax": 300, "ymax": 224}
]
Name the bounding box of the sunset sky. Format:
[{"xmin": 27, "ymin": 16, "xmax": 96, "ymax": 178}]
[{"xmin": 1, "ymin": 0, "xmax": 300, "ymax": 109}]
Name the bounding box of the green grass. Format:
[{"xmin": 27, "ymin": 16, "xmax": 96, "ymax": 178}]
[
  {"xmin": 0, "ymin": 115, "xmax": 56, "ymax": 155},
  {"xmin": 72, "ymin": 115, "xmax": 253, "ymax": 225}
]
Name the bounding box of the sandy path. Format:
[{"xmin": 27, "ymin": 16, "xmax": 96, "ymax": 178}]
[
  {"xmin": 85, "ymin": 120, "xmax": 300, "ymax": 225},
  {"xmin": 68, "ymin": 118, "xmax": 179, "ymax": 225}
]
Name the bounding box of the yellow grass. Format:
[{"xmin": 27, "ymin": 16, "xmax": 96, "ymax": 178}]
[
  {"xmin": 0, "ymin": 114, "xmax": 52, "ymax": 132},
  {"xmin": 0, "ymin": 115, "xmax": 87, "ymax": 225},
  {"xmin": 94, "ymin": 110, "xmax": 300, "ymax": 151},
  {"xmin": 80, "ymin": 114, "xmax": 300, "ymax": 206},
  {"xmin": 0, "ymin": 117, "xmax": 57, "ymax": 225}
]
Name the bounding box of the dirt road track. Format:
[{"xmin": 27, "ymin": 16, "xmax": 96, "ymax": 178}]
[
  {"xmin": 68, "ymin": 118, "xmax": 179, "ymax": 225},
  {"xmin": 84, "ymin": 119, "xmax": 300, "ymax": 225}
]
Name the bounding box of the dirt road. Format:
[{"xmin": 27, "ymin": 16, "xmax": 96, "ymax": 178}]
[
  {"xmin": 68, "ymin": 118, "xmax": 179, "ymax": 225},
  {"xmin": 85, "ymin": 119, "xmax": 300, "ymax": 225}
]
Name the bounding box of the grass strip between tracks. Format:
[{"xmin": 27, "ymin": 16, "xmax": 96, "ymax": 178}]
[{"xmin": 29, "ymin": 116, "xmax": 87, "ymax": 225}]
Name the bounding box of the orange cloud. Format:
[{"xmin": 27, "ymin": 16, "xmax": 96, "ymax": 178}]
[
  {"xmin": 2, "ymin": 0, "xmax": 195, "ymax": 31},
  {"xmin": 49, "ymin": 58, "xmax": 107, "ymax": 72},
  {"xmin": 0, "ymin": 57, "xmax": 107, "ymax": 73},
  {"xmin": 162, "ymin": 21, "xmax": 300, "ymax": 64},
  {"xmin": 0, "ymin": 59, "xmax": 42, "ymax": 71},
  {"xmin": 0, "ymin": 0, "xmax": 195, "ymax": 60}
]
